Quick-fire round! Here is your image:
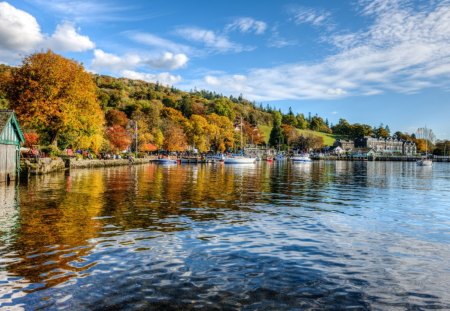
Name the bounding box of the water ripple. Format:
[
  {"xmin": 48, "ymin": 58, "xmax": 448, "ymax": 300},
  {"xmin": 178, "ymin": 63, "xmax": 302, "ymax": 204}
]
[{"xmin": 0, "ymin": 162, "xmax": 449, "ymax": 309}]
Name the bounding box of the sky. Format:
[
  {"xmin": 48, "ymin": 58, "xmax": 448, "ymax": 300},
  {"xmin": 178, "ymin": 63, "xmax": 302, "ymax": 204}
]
[{"xmin": 1, "ymin": 0, "xmax": 449, "ymax": 138}]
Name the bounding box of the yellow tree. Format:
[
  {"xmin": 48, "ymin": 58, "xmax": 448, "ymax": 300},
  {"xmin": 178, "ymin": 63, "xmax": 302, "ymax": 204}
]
[
  {"xmin": 7, "ymin": 50, "xmax": 104, "ymax": 151},
  {"xmin": 207, "ymin": 113, "xmax": 235, "ymax": 152},
  {"xmin": 187, "ymin": 114, "xmax": 211, "ymax": 152}
]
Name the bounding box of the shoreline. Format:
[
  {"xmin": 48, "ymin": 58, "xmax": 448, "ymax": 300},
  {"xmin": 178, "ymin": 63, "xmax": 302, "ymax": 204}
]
[
  {"xmin": 19, "ymin": 155, "xmax": 450, "ymax": 177},
  {"xmin": 20, "ymin": 157, "xmax": 156, "ymax": 175}
]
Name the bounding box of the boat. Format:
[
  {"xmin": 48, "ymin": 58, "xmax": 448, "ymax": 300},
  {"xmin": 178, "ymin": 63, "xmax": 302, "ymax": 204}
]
[
  {"xmin": 275, "ymin": 154, "xmax": 286, "ymax": 161},
  {"xmin": 223, "ymin": 156, "xmax": 256, "ymax": 164},
  {"xmin": 417, "ymin": 128, "xmax": 433, "ymax": 167},
  {"xmin": 291, "ymin": 154, "xmax": 312, "ymax": 162},
  {"xmin": 265, "ymin": 156, "xmax": 274, "ymax": 162},
  {"xmin": 417, "ymin": 158, "xmax": 432, "ymax": 166},
  {"xmin": 223, "ymin": 118, "xmax": 256, "ymax": 164},
  {"xmin": 154, "ymin": 157, "xmax": 178, "ymax": 164}
]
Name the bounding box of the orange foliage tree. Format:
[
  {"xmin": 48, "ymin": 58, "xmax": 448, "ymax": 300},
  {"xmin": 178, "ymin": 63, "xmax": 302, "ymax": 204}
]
[
  {"xmin": 106, "ymin": 125, "xmax": 132, "ymax": 152},
  {"xmin": 106, "ymin": 109, "xmax": 128, "ymax": 127},
  {"xmin": 162, "ymin": 122, "xmax": 188, "ymax": 151},
  {"xmin": 23, "ymin": 132, "xmax": 40, "ymax": 148},
  {"xmin": 7, "ymin": 50, "xmax": 104, "ymax": 151}
]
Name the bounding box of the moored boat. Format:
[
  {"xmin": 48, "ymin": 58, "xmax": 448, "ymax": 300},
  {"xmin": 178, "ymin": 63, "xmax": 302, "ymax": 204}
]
[
  {"xmin": 417, "ymin": 158, "xmax": 432, "ymax": 166},
  {"xmin": 291, "ymin": 154, "xmax": 312, "ymax": 162},
  {"xmin": 154, "ymin": 157, "xmax": 178, "ymax": 164},
  {"xmin": 223, "ymin": 156, "xmax": 256, "ymax": 164}
]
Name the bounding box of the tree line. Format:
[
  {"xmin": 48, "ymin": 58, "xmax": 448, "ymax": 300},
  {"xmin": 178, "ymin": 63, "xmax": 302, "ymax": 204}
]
[{"xmin": 0, "ymin": 51, "xmax": 432, "ymax": 155}]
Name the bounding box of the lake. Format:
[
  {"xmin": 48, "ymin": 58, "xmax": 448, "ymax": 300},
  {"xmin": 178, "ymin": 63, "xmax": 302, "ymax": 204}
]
[{"xmin": 1, "ymin": 161, "xmax": 449, "ymax": 310}]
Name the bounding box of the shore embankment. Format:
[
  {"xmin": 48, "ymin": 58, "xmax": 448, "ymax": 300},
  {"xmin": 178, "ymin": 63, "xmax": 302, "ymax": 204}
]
[
  {"xmin": 21, "ymin": 157, "xmax": 155, "ymax": 175},
  {"xmin": 312, "ymin": 155, "xmax": 450, "ymax": 162}
]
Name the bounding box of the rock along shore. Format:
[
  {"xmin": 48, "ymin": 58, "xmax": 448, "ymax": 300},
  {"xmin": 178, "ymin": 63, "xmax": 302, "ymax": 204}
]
[{"xmin": 21, "ymin": 157, "xmax": 154, "ymax": 175}]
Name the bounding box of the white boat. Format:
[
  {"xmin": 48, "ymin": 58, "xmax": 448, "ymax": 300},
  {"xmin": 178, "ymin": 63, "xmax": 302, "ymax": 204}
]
[
  {"xmin": 417, "ymin": 158, "xmax": 432, "ymax": 166},
  {"xmin": 417, "ymin": 128, "xmax": 433, "ymax": 167},
  {"xmin": 223, "ymin": 156, "xmax": 256, "ymax": 164},
  {"xmin": 291, "ymin": 154, "xmax": 312, "ymax": 162}
]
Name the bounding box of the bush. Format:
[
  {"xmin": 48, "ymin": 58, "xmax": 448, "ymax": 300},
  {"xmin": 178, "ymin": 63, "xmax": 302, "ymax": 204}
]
[{"xmin": 41, "ymin": 145, "xmax": 61, "ymax": 157}]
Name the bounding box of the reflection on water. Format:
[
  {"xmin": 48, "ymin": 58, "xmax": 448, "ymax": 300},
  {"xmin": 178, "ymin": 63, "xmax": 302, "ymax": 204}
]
[{"xmin": 0, "ymin": 162, "xmax": 449, "ymax": 309}]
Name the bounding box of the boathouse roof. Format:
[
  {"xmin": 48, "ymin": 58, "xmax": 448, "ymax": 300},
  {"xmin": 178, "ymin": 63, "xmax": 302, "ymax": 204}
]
[{"xmin": 0, "ymin": 110, "xmax": 25, "ymax": 145}]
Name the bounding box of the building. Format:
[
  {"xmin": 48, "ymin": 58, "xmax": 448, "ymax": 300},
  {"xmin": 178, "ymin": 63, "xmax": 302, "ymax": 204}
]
[
  {"xmin": 333, "ymin": 139, "xmax": 354, "ymax": 151},
  {"xmin": 354, "ymin": 136, "xmax": 416, "ymax": 155},
  {"xmin": 0, "ymin": 110, "xmax": 25, "ymax": 183}
]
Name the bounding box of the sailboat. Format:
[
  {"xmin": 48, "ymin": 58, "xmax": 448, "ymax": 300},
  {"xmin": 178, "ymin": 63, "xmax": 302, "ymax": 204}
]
[
  {"xmin": 224, "ymin": 117, "xmax": 256, "ymax": 164},
  {"xmin": 417, "ymin": 128, "xmax": 432, "ymax": 167}
]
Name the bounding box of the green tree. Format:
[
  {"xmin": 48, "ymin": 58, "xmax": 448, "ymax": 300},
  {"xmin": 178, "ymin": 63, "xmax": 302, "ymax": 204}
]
[
  {"xmin": 296, "ymin": 113, "xmax": 309, "ymax": 129},
  {"xmin": 269, "ymin": 111, "xmax": 284, "ymax": 148},
  {"xmin": 332, "ymin": 118, "xmax": 352, "ymax": 137},
  {"xmin": 282, "ymin": 107, "xmax": 298, "ymax": 127}
]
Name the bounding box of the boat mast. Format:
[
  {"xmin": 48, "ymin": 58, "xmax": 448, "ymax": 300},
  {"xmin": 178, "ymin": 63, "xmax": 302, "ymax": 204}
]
[{"xmin": 240, "ymin": 116, "xmax": 243, "ymax": 154}]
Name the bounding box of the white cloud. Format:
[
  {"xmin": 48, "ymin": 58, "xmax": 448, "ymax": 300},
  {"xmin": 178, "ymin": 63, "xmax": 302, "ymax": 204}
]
[
  {"xmin": 27, "ymin": 0, "xmax": 138, "ymax": 23},
  {"xmin": 0, "ymin": 2, "xmax": 44, "ymax": 52},
  {"xmin": 289, "ymin": 6, "xmax": 332, "ymax": 27},
  {"xmin": 47, "ymin": 22, "xmax": 95, "ymax": 52},
  {"xmin": 267, "ymin": 26, "xmax": 297, "ymax": 48},
  {"xmin": 0, "ymin": 2, "xmax": 95, "ymax": 63},
  {"xmin": 144, "ymin": 52, "xmax": 188, "ymax": 70},
  {"xmin": 91, "ymin": 49, "xmax": 189, "ymax": 72},
  {"xmin": 326, "ymin": 88, "xmax": 346, "ymax": 96},
  {"xmin": 129, "ymin": 32, "xmax": 192, "ymax": 54},
  {"xmin": 122, "ymin": 70, "xmax": 182, "ymax": 85},
  {"xmin": 182, "ymin": 1, "xmax": 450, "ymax": 101},
  {"xmin": 204, "ymin": 75, "xmax": 220, "ymax": 86},
  {"xmin": 226, "ymin": 17, "xmax": 267, "ymax": 35},
  {"xmin": 91, "ymin": 49, "xmax": 140, "ymax": 72},
  {"xmin": 175, "ymin": 27, "xmax": 251, "ymax": 53}
]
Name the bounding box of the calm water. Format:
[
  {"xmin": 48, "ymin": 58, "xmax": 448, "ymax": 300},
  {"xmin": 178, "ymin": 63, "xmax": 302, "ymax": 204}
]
[{"xmin": 1, "ymin": 161, "xmax": 450, "ymax": 310}]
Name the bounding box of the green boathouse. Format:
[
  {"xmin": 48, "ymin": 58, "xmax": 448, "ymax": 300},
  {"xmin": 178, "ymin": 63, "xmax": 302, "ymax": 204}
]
[{"xmin": 0, "ymin": 110, "xmax": 25, "ymax": 183}]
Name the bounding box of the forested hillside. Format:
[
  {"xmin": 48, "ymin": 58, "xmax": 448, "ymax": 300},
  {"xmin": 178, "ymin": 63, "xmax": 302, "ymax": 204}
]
[{"xmin": 1, "ymin": 51, "xmax": 430, "ymax": 155}]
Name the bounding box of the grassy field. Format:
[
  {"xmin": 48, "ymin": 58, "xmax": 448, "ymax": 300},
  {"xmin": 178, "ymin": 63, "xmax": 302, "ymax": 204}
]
[{"xmin": 258, "ymin": 125, "xmax": 338, "ymax": 146}]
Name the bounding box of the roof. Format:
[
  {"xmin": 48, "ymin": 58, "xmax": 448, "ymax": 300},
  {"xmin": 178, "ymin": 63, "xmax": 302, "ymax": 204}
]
[{"xmin": 0, "ymin": 110, "xmax": 25, "ymax": 144}]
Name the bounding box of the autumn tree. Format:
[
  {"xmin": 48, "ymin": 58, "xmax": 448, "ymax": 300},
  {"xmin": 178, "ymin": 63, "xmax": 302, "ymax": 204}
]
[
  {"xmin": 162, "ymin": 122, "xmax": 188, "ymax": 151},
  {"xmin": 375, "ymin": 123, "xmax": 390, "ymax": 138},
  {"xmin": 106, "ymin": 125, "xmax": 132, "ymax": 152},
  {"xmin": 7, "ymin": 51, "xmax": 104, "ymax": 151},
  {"xmin": 186, "ymin": 114, "xmax": 211, "ymax": 152},
  {"xmin": 281, "ymin": 124, "xmax": 299, "ymax": 146},
  {"xmin": 207, "ymin": 113, "xmax": 235, "ymax": 152},
  {"xmin": 23, "ymin": 132, "xmax": 40, "ymax": 148},
  {"xmin": 106, "ymin": 109, "xmax": 128, "ymax": 127},
  {"xmin": 415, "ymin": 139, "xmax": 434, "ymax": 154},
  {"xmin": 0, "ymin": 65, "xmax": 11, "ymax": 109}
]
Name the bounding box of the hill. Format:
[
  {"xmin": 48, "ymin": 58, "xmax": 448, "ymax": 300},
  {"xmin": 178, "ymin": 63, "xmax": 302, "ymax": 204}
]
[{"xmin": 0, "ymin": 52, "xmax": 341, "ymax": 153}]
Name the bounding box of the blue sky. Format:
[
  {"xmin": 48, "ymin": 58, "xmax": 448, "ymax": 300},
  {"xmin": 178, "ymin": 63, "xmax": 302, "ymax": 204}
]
[{"xmin": 1, "ymin": 0, "xmax": 449, "ymax": 138}]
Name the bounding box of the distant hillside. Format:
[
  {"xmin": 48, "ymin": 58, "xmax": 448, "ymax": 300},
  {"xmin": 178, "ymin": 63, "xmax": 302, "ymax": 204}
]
[{"xmin": 0, "ymin": 53, "xmax": 346, "ymax": 152}]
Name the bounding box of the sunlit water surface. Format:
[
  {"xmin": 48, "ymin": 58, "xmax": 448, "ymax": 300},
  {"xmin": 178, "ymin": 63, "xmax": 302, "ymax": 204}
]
[{"xmin": 1, "ymin": 161, "xmax": 449, "ymax": 310}]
